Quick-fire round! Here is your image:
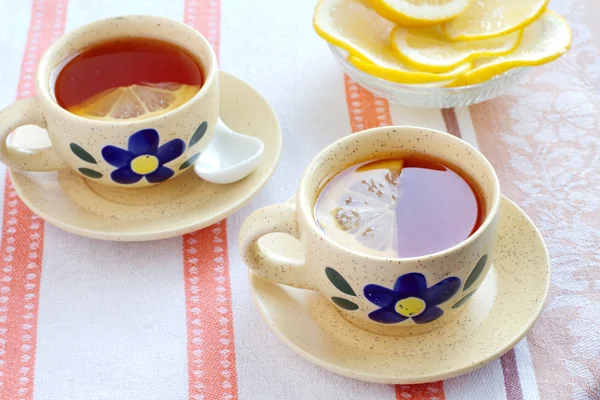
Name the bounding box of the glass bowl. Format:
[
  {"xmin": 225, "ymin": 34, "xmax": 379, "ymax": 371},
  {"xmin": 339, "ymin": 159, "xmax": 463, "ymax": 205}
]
[{"xmin": 329, "ymin": 44, "xmax": 527, "ymax": 109}]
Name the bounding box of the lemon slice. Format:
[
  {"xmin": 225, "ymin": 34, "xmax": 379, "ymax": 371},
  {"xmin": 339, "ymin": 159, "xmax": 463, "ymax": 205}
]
[
  {"xmin": 315, "ymin": 159, "xmax": 404, "ymax": 257},
  {"xmin": 348, "ymin": 54, "xmax": 472, "ymax": 84},
  {"xmin": 68, "ymin": 82, "xmax": 200, "ymax": 121},
  {"xmin": 391, "ymin": 26, "xmax": 523, "ymax": 73},
  {"xmin": 368, "ymin": 0, "xmax": 473, "ymax": 26},
  {"xmin": 442, "ymin": 0, "xmax": 549, "ymax": 40},
  {"xmin": 314, "ymin": 0, "xmax": 472, "ymax": 83},
  {"xmin": 454, "ymin": 10, "xmax": 572, "ymax": 86},
  {"xmin": 314, "ymin": 0, "xmax": 396, "ymax": 61}
]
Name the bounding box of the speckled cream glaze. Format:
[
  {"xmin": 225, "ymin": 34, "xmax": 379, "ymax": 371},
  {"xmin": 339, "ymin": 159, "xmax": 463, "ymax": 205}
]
[
  {"xmin": 239, "ymin": 126, "xmax": 501, "ymax": 336},
  {"xmin": 1, "ymin": 15, "xmax": 218, "ymax": 188},
  {"xmin": 249, "ymin": 196, "xmax": 551, "ymax": 383}
]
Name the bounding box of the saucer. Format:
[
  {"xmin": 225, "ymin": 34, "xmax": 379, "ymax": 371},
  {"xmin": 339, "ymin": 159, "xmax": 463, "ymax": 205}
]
[
  {"xmin": 9, "ymin": 72, "xmax": 281, "ymax": 241},
  {"xmin": 250, "ymin": 196, "xmax": 550, "ymax": 384}
]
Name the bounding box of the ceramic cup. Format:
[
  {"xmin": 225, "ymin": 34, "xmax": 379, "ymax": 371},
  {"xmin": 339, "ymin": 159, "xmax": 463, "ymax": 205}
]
[
  {"xmin": 239, "ymin": 126, "xmax": 501, "ymax": 336},
  {"xmin": 0, "ymin": 15, "xmax": 218, "ymax": 188}
]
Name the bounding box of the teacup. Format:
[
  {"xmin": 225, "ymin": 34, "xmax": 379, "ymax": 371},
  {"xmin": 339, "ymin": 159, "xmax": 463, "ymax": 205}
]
[
  {"xmin": 239, "ymin": 126, "xmax": 501, "ymax": 336},
  {"xmin": 0, "ymin": 15, "xmax": 218, "ymax": 188}
]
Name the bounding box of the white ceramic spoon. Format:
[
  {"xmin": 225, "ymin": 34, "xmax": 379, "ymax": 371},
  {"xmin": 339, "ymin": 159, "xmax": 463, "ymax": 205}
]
[{"xmin": 194, "ymin": 118, "xmax": 264, "ymax": 184}]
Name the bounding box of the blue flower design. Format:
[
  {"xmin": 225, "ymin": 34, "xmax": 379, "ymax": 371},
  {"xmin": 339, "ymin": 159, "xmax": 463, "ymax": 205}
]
[
  {"xmin": 101, "ymin": 129, "xmax": 185, "ymax": 185},
  {"xmin": 364, "ymin": 273, "xmax": 461, "ymax": 324}
]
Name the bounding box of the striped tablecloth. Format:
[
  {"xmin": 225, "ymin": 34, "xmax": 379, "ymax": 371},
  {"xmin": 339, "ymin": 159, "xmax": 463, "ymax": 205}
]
[{"xmin": 0, "ymin": 0, "xmax": 598, "ymax": 399}]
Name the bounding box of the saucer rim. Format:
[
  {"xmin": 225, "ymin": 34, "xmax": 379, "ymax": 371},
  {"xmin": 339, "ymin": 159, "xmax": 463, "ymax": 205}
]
[
  {"xmin": 249, "ymin": 195, "xmax": 551, "ymax": 384},
  {"xmin": 9, "ymin": 71, "xmax": 282, "ymax": 241}
]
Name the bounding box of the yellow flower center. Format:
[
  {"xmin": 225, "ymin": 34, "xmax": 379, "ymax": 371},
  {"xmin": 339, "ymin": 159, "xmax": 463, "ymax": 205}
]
[
  {"xmin": 130, "ymin": 155, "xmax": 159, "ymax": 175},
  {"xmin": 395, "ymin": 297, "xmax": 426, "ymax": 317}
]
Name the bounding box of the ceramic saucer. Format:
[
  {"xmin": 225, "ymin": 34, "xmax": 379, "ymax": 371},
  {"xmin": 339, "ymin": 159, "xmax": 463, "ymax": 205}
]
[
  {"xmin": 250, "ymin": 196, "xmax": 550, "ymax": 384},
  {"xmin": 10, "ymin": 72, "xmax": 281, "ymax": 241}
]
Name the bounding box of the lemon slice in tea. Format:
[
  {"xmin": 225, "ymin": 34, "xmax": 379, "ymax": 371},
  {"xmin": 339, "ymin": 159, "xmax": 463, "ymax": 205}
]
[
  {"xmin": 315, "ymin": 159, "xmax": 404, "ymax": 258},
  {"xmin": 315, "ymin": 158, "xmax": 484, "ymax": 258},
  {"xmin": 68, "ymin": 82, "xmax": 200, "ymax": 121}
]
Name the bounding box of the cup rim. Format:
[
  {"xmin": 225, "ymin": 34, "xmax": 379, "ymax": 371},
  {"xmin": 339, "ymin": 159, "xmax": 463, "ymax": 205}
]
[
  {"xmin": 35, "ymin": 15, "xmax": 218, "ymax": 125},
  {"xmin": 297, "ymin": 125, "xmax": 501, "ymax": 262}
]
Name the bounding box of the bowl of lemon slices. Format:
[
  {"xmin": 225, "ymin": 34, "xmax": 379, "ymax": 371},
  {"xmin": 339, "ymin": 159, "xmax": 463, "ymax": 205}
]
[{"xmin": 314, "ymin": 0, "xmax": 572, "ymax": 108}]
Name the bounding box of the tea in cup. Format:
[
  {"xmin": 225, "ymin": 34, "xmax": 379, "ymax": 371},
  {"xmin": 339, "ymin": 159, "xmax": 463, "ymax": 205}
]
[
  {"xmin": 0, "ymin": 15, "xmax": 219, "ymax": 187},
  {"xmin": 239, "ymin": 126, "xmax": 501, "ymax": 336}
]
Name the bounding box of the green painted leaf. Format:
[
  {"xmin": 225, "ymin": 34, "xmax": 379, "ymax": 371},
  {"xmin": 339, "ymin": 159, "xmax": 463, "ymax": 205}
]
[
  {"xmin": 78, "ymin": 168, "xmax": 103, "ymax": 179},
  {"xmin": 179, "ymin": 153, "xmax": 202, "ymax": 170},
  {"xmin": 189, "ymin": 121, "xmax": 208, "ymax": 147},
  {"xmin": 70, "ymin": 143, "xmax": 97, "ymax": 164},
  {"xmin": 325, "ymin": 267, "xmax": 356, "ymax": 296},
  {"xmin": 452, "ymin": 291, "xmax": 476, "ymax": 309},
  {"xmin": 464, "ymin": 255, "xmax": 488, "ymax": 291},
  {"xmin": 331, "ymin": 297, "xmax": 359, "ymax": 311}
]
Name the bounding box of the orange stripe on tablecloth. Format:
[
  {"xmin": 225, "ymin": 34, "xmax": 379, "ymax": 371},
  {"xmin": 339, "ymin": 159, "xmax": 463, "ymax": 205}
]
[
  {"xmin": 344, "ymin": 76, "xmax": 392, "ymax": 131},
  {"xmin": 183, "ymin": 2, "xmax": 238, "ymax": 400},
  {"xmin": 183, "ymin": 221, "xmax": 237, "ymax": 400},
  {"xmin": 185, "ymin": 0, "xmax": 220, "ymax": 50},
  {"xmin": 341, "ymin": 77, "xmax": 448, "ymax": 400},
  {"xmin": 396, "ymin": 382, "xmax": 446, "ymax": 400},
  {"xmin": 0, "ymin": 1, "xmax": 68, "ymax": 399}
]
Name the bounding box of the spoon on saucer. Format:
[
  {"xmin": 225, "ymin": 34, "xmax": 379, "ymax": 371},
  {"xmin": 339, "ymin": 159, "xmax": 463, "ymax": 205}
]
[{"xmin": 194, "ymin": 118, "xmax": 264, "ymax": 184}]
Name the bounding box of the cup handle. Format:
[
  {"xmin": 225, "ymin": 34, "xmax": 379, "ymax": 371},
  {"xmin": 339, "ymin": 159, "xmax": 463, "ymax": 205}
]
[
  {"xmin": 0, "ymin": 97, "xmax": 65, "ymax": 171},
  {"xmin": 239, "ymin": 201, "xmax": 318, "ymax": 290}
]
